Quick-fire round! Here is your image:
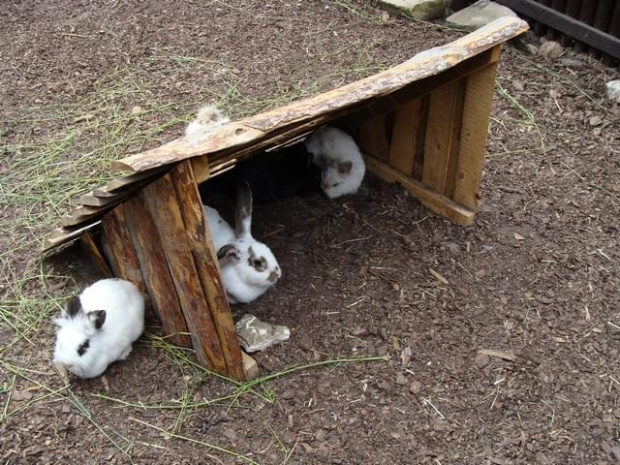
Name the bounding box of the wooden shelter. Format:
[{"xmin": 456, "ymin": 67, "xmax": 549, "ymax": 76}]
[{"xmin": 44, "ymin": 17, "xmax": 529, "ymax": 381}]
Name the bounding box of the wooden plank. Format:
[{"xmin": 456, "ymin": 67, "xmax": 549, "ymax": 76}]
[
  {"xmin": 496, "ymin": 0, "xmax": 620, "ymax": 59},
  {"xmin": 191, "ymin": 155, "xmax": 211, "ymax": 184},
  {"xmin": 100, "ymin": 206, "xmax": 148, "ymax": 294},
  {"xmin": 123, "ymin": 197, "xmax": 192, "ymax": 348},
  {"xmin": 356, "ymin": 115, "xmax": 390, "ymax": 161},
  {"xmin": 422, "ymin": 80, "xmax": 462, "ymax": 194},
  {"xmin": 81, "ymin": 232, "xmax": 113, "ymax": 278},
  {"xmin": 444, "ymin": 79, "xmax": 468, "ymax": 199},
  {"xmin": 141, "ymin": 174, "xmax": 229, "ymax": 375},
  {"xmin": 171, "ymin": 161, "xmax": 245, "ymax": 380},
  {"xmin": 43, "ymin": 221, "xmax": 101, "ymax": 251},
  {"xmin": 452, "ymin": 53, "xmax": 500, "ymax": 211},
  {"xmin": 366, "ymin": 156, "xmax": 475, "ymax": 226},
  {"xmin": 412, "ymin": 95, "xmax": 430, "ymax": 181},
  {"xmin": 387, "ymin": 98, "xmax": 422, "ymax": 176},
  {"xmin": 114, "ymin": 17, "xmax": 528, "ymax": 173}
]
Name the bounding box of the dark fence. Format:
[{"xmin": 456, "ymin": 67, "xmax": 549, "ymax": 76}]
[{"xmin": 453, "ymin": 0, "xmax": 620, "ymax": 65}]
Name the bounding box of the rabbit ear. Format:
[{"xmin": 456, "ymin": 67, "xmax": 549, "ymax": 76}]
[
  {"xmin": 234, "ymin": 181, "xmax": 253, "ymax": 239},
  {"xmin": 62, "ymin": 295, "xmax": 82, "ymax": 318},
  {"xmin": 88, "ymin": 310, "xmax": 107, "ymax": 330},
  {"xmin": 217, "ymin": 244, "xmax": 241, "ymax": 267}
]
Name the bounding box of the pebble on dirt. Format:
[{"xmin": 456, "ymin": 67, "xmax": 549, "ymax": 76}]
[
  {"xmin": 446, "ymin": 0, "xmax": 517, "ymax": 31},
  {"xmin": 605, "ymin": 80, "xmax": 620, "ymax": 103},
  {"xmin": 378, "ymin": 0, "xmax": 449, "ymax": 21}
]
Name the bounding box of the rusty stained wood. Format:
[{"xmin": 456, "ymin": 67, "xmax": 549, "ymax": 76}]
[
  {"xmin": 171, "ymin": 161, "xmax": 245, "ymax": 380},
  {"xmin": 365, "ymin": 156, "xmax": 475, "ymax": 226},
  {"xmin": 452, "ymin": 48, "xmax": 501, "ymax": 211},
  {"xmin": 123, "ymin": 196, "xmax": 192, "ymax": 348},
  {"xmin": 141, "ymin": 173, "xmax": 229, "ymax": 375},
  {"xmin": 114, "ymin": 17, "xmax": 528, "ymax": 174}
]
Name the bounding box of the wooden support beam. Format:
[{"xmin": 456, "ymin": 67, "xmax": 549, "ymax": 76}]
[
  {"xmin": 453, "ymin": 50, "xmax": 501, "ymax": 211},
  {"xmin": 123, "ymin": 198, "xmax": 192, "ymax": 348},
  {"xmin": 191, "ymin": 155, "xmax": 211, "ymax": 184},
  {"xmin": 140, "ymin": 173, "xmax": 230, "ymax": 376},
  {"xmin": 171, "ymin": 161, "xmax": 245, "ymax": 380},
  {"xmin": 366, "ymin": 156, "xmax": 475, "ymax": 226}
]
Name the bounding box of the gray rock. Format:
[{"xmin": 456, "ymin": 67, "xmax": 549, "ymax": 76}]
[
  {"xmin": 537, "ymin": 40, "xmax": 564, "ymax": 59},
  {"xmin": 605, "ymin": 80, "xmax": 620, "ymax": 103},
  {"xmin": 379, "ymin": 0, "xmax": 449, "ymax": 21},
  {"xmin": 235, "ymin": 314, "xmax": 290, "ymax": 353},
  {"xmin": 446, "ymin": 0, "xmax": 517, "ymax": 31}
]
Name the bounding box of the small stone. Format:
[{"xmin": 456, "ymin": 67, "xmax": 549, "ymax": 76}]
[
  {"xmin": 282, "ymin": 431, "xmax": 297, "ymax": 445},
  {"xmin": 130, "ymin": 105, "xmax": 143, "ymax": 115},
  {"xmin": 381, "ymin": 10, "xmax": 390, "ymax": 22},
  {"xmin": 410, "ymin": 380, "xmax": 422, "ymax": 394},
  {"xmin": 378, "ymin": 380, "xmax": 391, "ymax": 391},
  {"xmin": 589, "ymin": 115, "xmax": 603, "ymax": 127},
  {"xmin": 538, "ymin": 41, "xmax": 563, "ymax": 59},
  {"xmin": 235, "ymin": 314, "xmax": 290, "ymax": 352},
  {"xmin": 605, "ymin": 80, "xmax": 620, "ymax": 103},
  {"xmin": 315, "ymin": 429, "xmax": 327, "ymax": 442},
  {"xmin": 377, "ymin": 345, "xmax": 389, "ymax": 356},
  {"xmin": 281, "ymin": 389, "xmax": 296, "ymax": 400},
  {"xmin": 475, "ymin": 352, "xmax": 490, "ymax": 368},
  {"xmin": 396, "ymin": 373, "xmax": 408, "ymax": 385},
  {"xmin": 512, "ymin": 80, "xmax": 525, "ymax": 91},
  {"xmin": 446, "ymin": 0, "xmax": 517, "ymax": 31},
  {"xmin": 379, "ymin": 0, "xmax": 449, "ymax": 21}
]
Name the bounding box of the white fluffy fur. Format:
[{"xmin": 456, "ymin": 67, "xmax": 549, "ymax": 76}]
[
  {"xmin": 185, "ymin": 105, "xmax": 230, "ymax": 142},
  {"xmin": 303, "ymin": 126, "xmax": 366, "ymax": 198},
  {"xmin": 53, "ymin": 279, "xmax": 145, "ymax": 378},
  {"xmin": 204, "ymin": 194, "xmax": 281, "ymax": 304}
]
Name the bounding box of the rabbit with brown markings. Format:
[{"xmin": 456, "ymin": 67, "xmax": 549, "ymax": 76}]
[
  {"xmin": 52, "ymin": 279, "xmax": 145, "ymax": 379},
  {"xmin": 205, "ymin": 182, "xmax": 281, "ymax": 304}
]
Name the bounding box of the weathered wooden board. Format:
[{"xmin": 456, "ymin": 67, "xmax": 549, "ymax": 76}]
[
  {"xmin": 387, "ymin": 98, "xmax": 423, "ymax": 176},
  {"xmin": 171, "ymin": 161, "xmax": 245, "ymax": 380},
  {"xmin": 123, "ymin": 197, "xmax": 192, "ymax": 348},
  {"xmin": 141, "ymin": 173, "xmax": 228, "ymax": 374},
  {"xmin": 452, "ymin": 49, "xmax": 501, "ymax": 210},
  {"xmin": 114, "ymin": 17, "xmax": 528, "ymax": 173},
  {"xmin": 366, "ymin": 156, "xmax": 475, "ymax": 226},
  {"xmin": 81, "ymin": 232, "xmax": 113, "ymax": 278},
  {"xmin": 357, "ymin": 115, "xmax": 391, "ymax": 162},
  {"xmin": 422, "ymin": 80, "xmax": 463, "ymax": 194}
]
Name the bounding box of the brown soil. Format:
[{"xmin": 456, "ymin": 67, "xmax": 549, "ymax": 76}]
[{"xmin": 1, "ymin": 1, "xmax": 619, "ymax": 464}]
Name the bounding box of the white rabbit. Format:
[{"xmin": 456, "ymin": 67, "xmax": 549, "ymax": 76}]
[
  {"xmin": 52, "ymin": 279, "xmax": 145, "ymax": 379},
  {"xmin": 204, "ymin": 182, "xmax": 282, "ymax": 304},
  {"xmin": 185, "ymin": 104, "xmax": 230, "ymax": 143},
  {"xmin": 303, "ymin": 126, "xmax": 366, "ymax": 199}
]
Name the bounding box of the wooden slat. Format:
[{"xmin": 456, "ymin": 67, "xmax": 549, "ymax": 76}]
[
  {"xmin": 100, "ymin": 206, "xmax": 148, "ymax": 295},
  {"xmin": 422, "ymin": 80, "xmax": 462, "ymax": 194},
  {"xmin": 496, "ymin": 0, "xmax": 620, "ymax": 59},
  {"xmin": 123, "ymin": 197, "xmax": 192, "ymax": 348},
  {"xmin": 356, "ymin": 115, "xmax": 390, "ymax": 162},
  {"xmin": 171, "ymin": 161, "xmax": 245, "ymax": 380},
  {"xmin": 366, "ymin": 156, "xmax": 475, "ymax": 226},
  {"xmin": 81, "ymin": 232, "xmax": 113, "ymax": 278},
  {"xmin": 452, "ymin": 51, "xmax": 500, "ymax": 211},
  {"xmin": 113, "ymin": 17, "xmax": 528, "ymax": 173},
  {"xmin": 412, "ymin": 95, "xmax": 430, "ymax": 182},
  {"xmin": 444, "ymin": 79, "xmax": 468, "ymax": 199},
  {"xmin": 141, "ymin": 173, "xmax": 229, "ymax": 375},
  {"xmin": 43, "ymin": 221, "xmax": 101, "ymax": 251},
  {"xmin": 191, "ymin": 155, "xmax": 211, "ymax": 184},
  {"xmin": 387, "ymin": 98, "xmax": 422, "ymax": 175}
]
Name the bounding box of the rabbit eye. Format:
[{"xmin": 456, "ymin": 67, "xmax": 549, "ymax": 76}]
[
  {"xmin": 77, "ymin": 340, "xmax": 90, "ymax": 356},
  {"xmin": 333, "ymin": 182, "xmax": 340, "ymax": 188}
]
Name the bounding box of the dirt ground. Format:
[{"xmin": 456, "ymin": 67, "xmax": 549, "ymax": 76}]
[{"xmin": 1, "ymin": 1, "xmax": 619, "ymax": 464}]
